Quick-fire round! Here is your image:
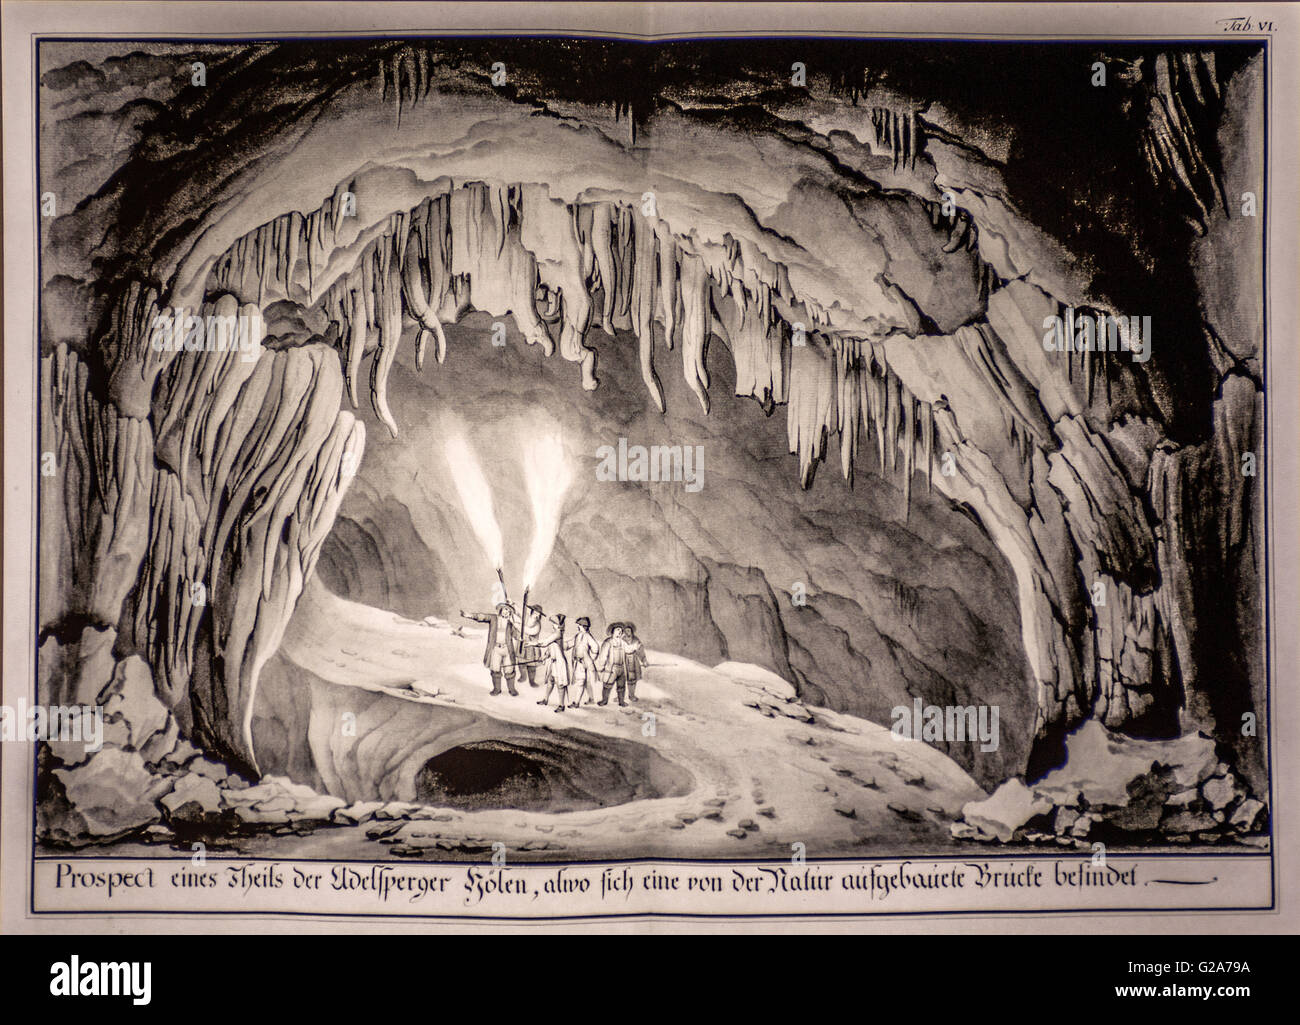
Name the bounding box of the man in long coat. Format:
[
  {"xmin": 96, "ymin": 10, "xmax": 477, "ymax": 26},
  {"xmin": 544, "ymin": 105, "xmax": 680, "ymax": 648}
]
[{"xmin": 460, "ymin": 601, "xmax": 520, "ymax": 696}]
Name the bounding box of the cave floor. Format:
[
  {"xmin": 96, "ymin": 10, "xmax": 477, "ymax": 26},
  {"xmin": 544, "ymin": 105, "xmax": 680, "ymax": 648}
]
[
  {"xmin": 244, "ymin": 582, "xmax": 994, "ymax": 860},
  {"xmin": 42, "ymin": 582, "xmax": 1268, "ymax": 862}
]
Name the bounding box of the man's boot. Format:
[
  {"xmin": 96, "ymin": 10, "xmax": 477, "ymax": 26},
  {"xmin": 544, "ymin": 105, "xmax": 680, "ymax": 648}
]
[
  {"xmin": 490, "ymin": 671, "xmax": 503, "ymax": 696},
  {"xmin": 597, "ymin": 683, "xmax": 611, "ymax": 706},
  {"xmin": 617, "ymin": 680, "xmax": 627, "ymax": 707},
  {"xmin": 507, "ymin": 676, "xmax": 519, "ymax": 696}
]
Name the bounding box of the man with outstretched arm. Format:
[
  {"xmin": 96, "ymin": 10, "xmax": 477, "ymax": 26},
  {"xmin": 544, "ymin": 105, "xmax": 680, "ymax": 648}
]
[{"xmin": 460, "ymin": 601, "xmax": 520, "ymax": 696}]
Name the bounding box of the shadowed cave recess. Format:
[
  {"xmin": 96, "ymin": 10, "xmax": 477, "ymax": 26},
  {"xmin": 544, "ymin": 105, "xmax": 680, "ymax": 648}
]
[{"xmin": 36, "ymin": 38, "xmax": 1267, "ymax": 849}]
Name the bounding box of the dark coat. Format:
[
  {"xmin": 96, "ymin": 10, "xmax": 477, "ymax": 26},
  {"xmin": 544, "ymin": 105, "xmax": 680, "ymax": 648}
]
[{"xmin": 466, "ymin": 611, "xmax": 520, "ymax": 669}]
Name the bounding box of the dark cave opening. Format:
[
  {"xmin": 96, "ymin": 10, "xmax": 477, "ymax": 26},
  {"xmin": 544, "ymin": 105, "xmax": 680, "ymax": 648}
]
[
  {"xmin": 417, "ymin": 742, "xmax": 547, "ymax": 803},
  {"xmin": 412, "ymin": 734, "xmax": 694, "ymax": 813}
]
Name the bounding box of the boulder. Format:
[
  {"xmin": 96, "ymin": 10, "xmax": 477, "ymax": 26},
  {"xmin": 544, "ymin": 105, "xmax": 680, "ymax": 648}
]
[
  {"xmin": 951, "ymin": 821, "xmax": 990, "ymax": 841},
  {"xmin": 331, "ymin": 800, "xmax": 384, "ymax": 825},
  {"xmin": 373, "ymin": 801, "xmax": 423, "ymax": 820},
  {"xmin": 1228, "ymin": 798, "xmax": 1266, "ymax": 833},
  {"xmin": 189, "ymin": 756, "xmax": 230, "ymax": 783},
  {"xmin": 1162, "ymin": 809, "xmax": 1218, "ymax": 834},
  {"xmin": 40, "ymin": 748, "xmax": 163, "ymax": 844},
  {"xmin": 1035, "ymin": 722, "xmax": 1217, "ymax": 807},
  {"xmin": 1201, "ymin": 775, "xmax": 1240, "ymax": 811},
  {"xmin": 98, "ymin": 655, "xmax": 168, "ymax": 751},
  {"xmin": 1053, "ymin": 807, "xmax": 1080, "ymax": 834},
  {"xmin": 960, "ymin": 779, "xmax": 1053, "ymax": 842},
  {"xmin": 140, "ymin": 716, "xmax": 180, "ymax": 764},
  {"xmin": 162, "ymin": 738, "xmax": 202, "ymax": 769},
  {"xmin": 292, "ymin": 794, "xmax": 348, "ymax": 823},
  {"xmin": 161, "ymin": 774, "xmax": 224, "ymax": 827}
]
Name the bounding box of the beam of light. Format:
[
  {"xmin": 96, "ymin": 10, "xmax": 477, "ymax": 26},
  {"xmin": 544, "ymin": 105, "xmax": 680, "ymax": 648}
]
[
  {"xmin": 444, "ymin": 434, "xmax": 504, "ymax": 572},
  {"xmin": 520, "ymin": 429, "xmax": 574, "ymax": 590}
]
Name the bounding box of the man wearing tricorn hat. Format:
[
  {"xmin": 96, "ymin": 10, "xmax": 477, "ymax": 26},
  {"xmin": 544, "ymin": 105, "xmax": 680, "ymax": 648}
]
[
  {"xmin": 566, "ymin": 616, "xmax": 600, "ymax": 707},
  {"xmin": 460, "ymin": 600, "xmax": 521, "ymax": 696},
  {"xmin": 596, "ymin": 622, "xmax": 632, "ymax": 707}
]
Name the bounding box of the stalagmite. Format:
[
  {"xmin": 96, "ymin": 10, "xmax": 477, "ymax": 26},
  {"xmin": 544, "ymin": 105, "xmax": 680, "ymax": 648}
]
[{"xmin": 285, "ymin": 211, "xmax": 302, "ymax": 299}]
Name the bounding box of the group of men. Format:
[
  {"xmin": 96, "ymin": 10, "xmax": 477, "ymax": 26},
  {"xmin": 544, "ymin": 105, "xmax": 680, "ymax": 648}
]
[{"xmin": 460, "ymin": 602, "xmax": 648, "ymax": 712}]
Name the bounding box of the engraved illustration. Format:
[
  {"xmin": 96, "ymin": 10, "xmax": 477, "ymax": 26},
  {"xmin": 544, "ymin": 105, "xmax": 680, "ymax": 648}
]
[{"xmin": 31, "ymin": 37, "xmax": 1268, "ymax": 870}]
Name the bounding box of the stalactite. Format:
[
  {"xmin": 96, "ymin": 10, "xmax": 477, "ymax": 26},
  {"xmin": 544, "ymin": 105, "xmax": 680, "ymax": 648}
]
[
  {"xmin": 1141, "ymin": 52, "xmax": 1228, "ymax": 232},
  {"xmin": 871, "ymin": 106, "xmax": 919, "ymax": 171},
  {"xmin": 199, "ymin": 174, "xmax": 974, "ymax": 498},
  {"xmin": 344, "ymin": 287, "xmax": 366, "ymax": 407},
  {"xmin": 920, "ymin": 399, "xmax": 934, "ymax": 493},
  {"xmin": 400, "ymin": 230, "xmax": 447, "ymax": 369},
  {"xmin": 630, "ymin": 212, "xmax": 665, "ymax": 412},
  {"xmin": 884, "ymin": 366, "xmax": 901, "ymax": 474},
  {"xmin": 863, "ymin": 345, "xmax": 887, "ymax": 471},
  {"xmin": 679, "ymin": 252, "xmax": 712, "ymax": 414},
  {"xmin": 369, "ymin": 258, "xmax": 403, "ymax": 438},
  {"xmin": 787, "ymin": 339, "xmax": 837, "ymax": 489},
  {"xmin": 834, "ymin": 343, "xmax": 860, "ymax": 483},
  {"xmin": 589, "ymin": 202, "xmax": 617, "ymax": 331},
  {"xmin": 902, "ymin": 385, "xmax": 916, "ymax": 516},
  {"xmin": 654, "ymin": 221, "xmax": 679, "ymax": 352},
  {"xmin": 612, "ymin": 204, "xmax": 635, "ymax": 333}
]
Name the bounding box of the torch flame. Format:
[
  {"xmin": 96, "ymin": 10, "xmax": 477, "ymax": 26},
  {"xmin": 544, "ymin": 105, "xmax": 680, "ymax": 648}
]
[
  {"xmin": 521, "ymin": 430, "xmax": 573, "ymax": 590},
  {"xmin": 444, "ymin": 434, "xmax": 504, "ymax": 572}
]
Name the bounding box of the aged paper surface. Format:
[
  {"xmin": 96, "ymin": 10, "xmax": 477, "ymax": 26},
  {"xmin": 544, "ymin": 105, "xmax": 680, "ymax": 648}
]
[{"xmin": 2, "ymin": 1, "xmax": 1296, "ymax": 933}]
